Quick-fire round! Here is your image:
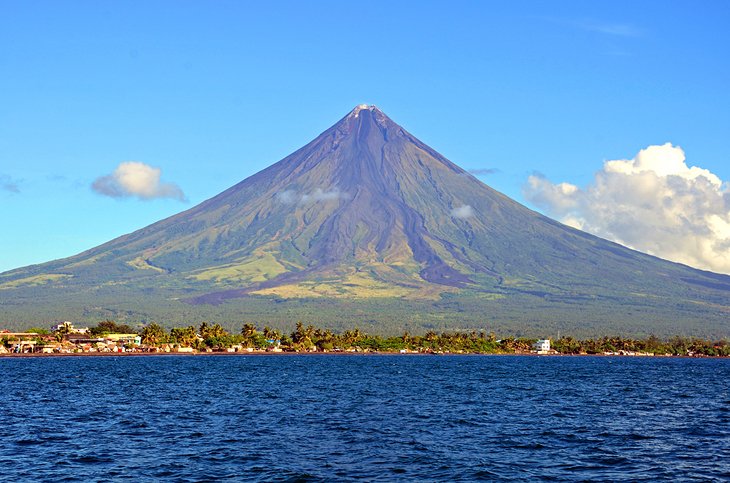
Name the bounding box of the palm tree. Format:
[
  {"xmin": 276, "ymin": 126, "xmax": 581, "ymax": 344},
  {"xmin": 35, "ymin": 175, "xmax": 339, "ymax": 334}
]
[
  {"xmin": 54, "ymin": 328, "xmax": 67, "ymax": 343},
  {"xmin": 401, "ymin": 331, "xmax": 411, "ymax": 345},
  {"xmin": 193, "ymin": 337, "xmax": 206, "ymax": 352},
  {"xmin": 170, "ymin": 326, "xmax": 197, "ymax": 347},
  {"xmin": 424, "ymin": 331, "xmax": 438, "ymax": 343},
  {"xmin": 241, "ymin": 323, "xmax": 257, "ymax": 338},
  {"xmin": 199, "ymin": 321, "xmax": 210, "ymax": 339},
  {"xmin": 53, "ymin": 321, "xmax": 73, "ymax": 342},
  {"xmin": 241, "ymin": 323, "xmax": 258, "ymax": 347},
  {"xmin": 141, "ymin": 323, "xmax": 165, "ymax": 346},
  {"xmin": 292, "ymin": 322, "xmax": 316, "ymax": 349},
  {"xmin": 342, "ymin": 328, "xmax": 363, "ymax": 347},
  {"xmin": 209, "ymin": 323, "xmax": 227, "ymax": 338},
  {"xmin": 293, "ymin": 322, "xmax": 306, "ymax": 343}
]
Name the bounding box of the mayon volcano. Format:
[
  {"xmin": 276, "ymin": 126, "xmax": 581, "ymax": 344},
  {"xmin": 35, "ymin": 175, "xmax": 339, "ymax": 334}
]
[{"xmin": 2, "ymin": 105, "xmax": 730, "ymax": 336}]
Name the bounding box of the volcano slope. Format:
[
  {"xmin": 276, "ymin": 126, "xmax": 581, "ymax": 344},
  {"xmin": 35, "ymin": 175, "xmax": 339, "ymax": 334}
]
[{"xmin": 2, "ymin": 105, "xmax": 729, "ymax": 337}]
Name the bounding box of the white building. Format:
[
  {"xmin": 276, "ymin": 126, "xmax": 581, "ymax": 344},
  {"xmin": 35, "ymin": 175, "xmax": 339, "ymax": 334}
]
[
  {"xmin": 51, "ymin": 321, "xmax": 89, "ymax": 334},
  {"xmin": 533, "ymin": 339, "xmax": 551, "ymax": 352}
]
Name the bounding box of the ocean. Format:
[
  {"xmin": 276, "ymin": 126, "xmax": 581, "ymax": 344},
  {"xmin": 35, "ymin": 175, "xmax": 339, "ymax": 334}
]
[{"xmin": 2, "ymin": 354, "xmax": 728, "ymax": 481}]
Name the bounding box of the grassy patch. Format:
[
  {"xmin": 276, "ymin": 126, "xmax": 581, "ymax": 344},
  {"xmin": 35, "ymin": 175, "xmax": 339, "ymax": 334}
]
[
  {"xmin": 252, "ymin": 268, "xmax": 439, "ymax": 299},
  {"xmin": 127, "ymin": 257, "xmax": 166, "ymax": 273},
  {"xmin": 189, "ymin": 252, "xmax": 289, "ymax": 284},
  {"xmin": 0, "ymin": 273, "xmax": 72, "ymax": 289}
]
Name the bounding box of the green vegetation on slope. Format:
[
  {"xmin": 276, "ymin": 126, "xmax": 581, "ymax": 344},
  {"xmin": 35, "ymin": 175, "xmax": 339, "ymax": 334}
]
[{"xmin": 1, "ymin": 282, "xmax": 728, "ymax": 339}]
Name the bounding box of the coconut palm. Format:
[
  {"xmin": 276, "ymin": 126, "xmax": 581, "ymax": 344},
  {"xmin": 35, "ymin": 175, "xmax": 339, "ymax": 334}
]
[
  {"xmin": 141, "ymin": 323, "xmax": 166, "ymax": 346},
  {"xmin": 199, "ymin": 321, "xmax": 210, "ymax": 339},
  {"xmin": 240, "ymin": 323, "xmax": 258, "ymax": 347},
  {"xmin": 53, "ymin": 321, "xmax": 73, "ymax": 342},
  {"xmin": 208, "ymin": 323, "xmax": 227, "ymax": 338},
  {"xmin": 170, "ymin": 326, "xmax": 197, "ymax": 347},
  {"xmin": 241, "ymin": 323, "xmax": 257, "ymax": 338},
  {"xmin": 401, "ymin": 331, "xmax": 411, "ymax": 345}
]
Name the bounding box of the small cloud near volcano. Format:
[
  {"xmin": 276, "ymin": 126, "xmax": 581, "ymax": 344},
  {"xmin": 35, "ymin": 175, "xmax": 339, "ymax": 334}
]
[
  {"xmin": 92, "ymin": 162, "xmax": 186, "ymax": 201},
  {"xmin": 276, "ymin": 188, "xmax": 349, "ymax": 205},
  {"xmin": 451, "ymin": 204, "xmax": 474, "ymax": 219},
  {"xmin": 468, "ymin": 168, "xmax": 499, "ymax": 176}
]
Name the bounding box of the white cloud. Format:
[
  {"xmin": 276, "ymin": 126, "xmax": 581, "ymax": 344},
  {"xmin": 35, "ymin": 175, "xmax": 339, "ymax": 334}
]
[
  {"xmin": 276, "ymin": 187, "xmax": 349, "ymax": 205},
  {"xmin": 275, "ymin": 190, "xmax": 298, "ymax": 204},
  {"xmin": 451, "ymin": 204, "xmax": 474, "ymax": 219},
  {"xmin": 300, "ymin": 188, "xmax": 347, "ymax": 203},
  {"xmin": 92, "ymin": 162, "xmax": 185, "ymax": 201},
  {"xmin": 468, "ymin": 168, "xmax": 499, "ymax": 176},
  {"xmin": 524, "ymin": 143, "xmax": 730, "ymax": 274}
]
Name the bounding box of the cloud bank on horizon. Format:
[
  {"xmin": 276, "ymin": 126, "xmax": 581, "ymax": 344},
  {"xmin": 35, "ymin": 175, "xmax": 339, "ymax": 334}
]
[
  {"xmin": 92, "ymin": 162, "xmax": 186, "ymax": 201},
  {"xmin": 524, "ymin": 143, "xmax": 730, "ymax": 274}
]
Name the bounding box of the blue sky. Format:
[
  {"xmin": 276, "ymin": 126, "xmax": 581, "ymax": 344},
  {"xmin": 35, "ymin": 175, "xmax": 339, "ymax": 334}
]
[{"xmin": 1, "ymin": 1, "xmax": 729, "ymax": 273}]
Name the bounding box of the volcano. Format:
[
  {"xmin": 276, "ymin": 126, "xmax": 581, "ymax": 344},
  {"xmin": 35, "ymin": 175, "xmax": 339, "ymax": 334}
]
[{"xmin": 2, "ymin": 105, "xmax": 729, "ymax": 336}]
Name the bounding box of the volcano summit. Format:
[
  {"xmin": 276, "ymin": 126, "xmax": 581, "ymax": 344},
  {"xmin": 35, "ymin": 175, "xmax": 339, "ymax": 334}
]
[{"xmin": 2, "ymin": 105, "xmax": 729, "ymax": 336}]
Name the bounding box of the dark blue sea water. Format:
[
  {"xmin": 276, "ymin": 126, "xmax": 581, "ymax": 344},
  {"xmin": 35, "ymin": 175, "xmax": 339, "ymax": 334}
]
[{"xmin": 1, "ymin": 354, "xmax": 729, "ymax": 481}]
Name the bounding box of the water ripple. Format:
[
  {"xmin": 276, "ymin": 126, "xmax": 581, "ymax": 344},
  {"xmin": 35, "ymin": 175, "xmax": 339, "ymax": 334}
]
[{"xmin": 1, "ymin": 355, "xmax": 729, "ymax": 480}]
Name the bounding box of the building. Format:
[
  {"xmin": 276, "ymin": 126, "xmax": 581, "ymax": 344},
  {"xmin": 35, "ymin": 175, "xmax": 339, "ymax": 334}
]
[
  {"xmin": 51, "ymin": 322, "xmax": 89, "ymax": 334},
  {"xmin": 533, "ymin": 339, "xmax": 551, "ymax": 353},
  {"xmin": 104, "ymin": 333, "xmax": 142, "ymax": 346}
]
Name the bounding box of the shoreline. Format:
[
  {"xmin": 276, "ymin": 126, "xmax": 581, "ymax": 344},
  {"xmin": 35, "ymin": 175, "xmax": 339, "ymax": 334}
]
[{"xmin": 1, "ymin": 351, "xmax": 726, "ymax": 359}]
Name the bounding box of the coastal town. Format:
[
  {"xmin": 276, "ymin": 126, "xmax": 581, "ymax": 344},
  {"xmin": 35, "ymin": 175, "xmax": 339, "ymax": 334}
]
[
  {"xmin": 2, "ymin": 320, "xmax": 729, "ymax": 357},
  {"xmin": 1, "ymin": 321, "xmax": 285, "ymax": 355}
]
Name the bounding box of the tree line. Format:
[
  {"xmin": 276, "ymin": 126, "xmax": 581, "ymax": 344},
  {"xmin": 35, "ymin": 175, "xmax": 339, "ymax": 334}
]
[
  {"xmin": 10, "ymin": 320, "xmax": 726, "ymax": 356},
  {"xmin": 80, "ymin": 321, "xmax": 730, "ymax": 356}
]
